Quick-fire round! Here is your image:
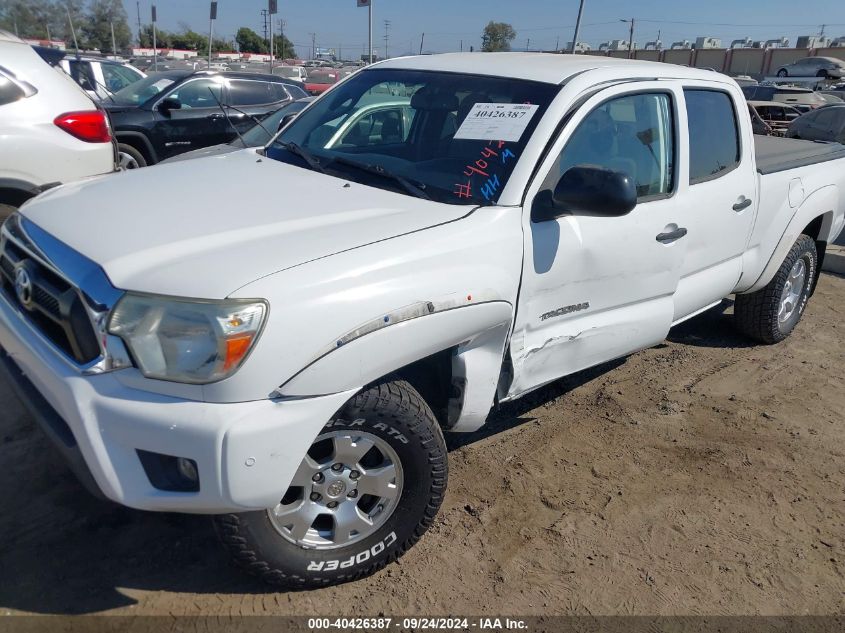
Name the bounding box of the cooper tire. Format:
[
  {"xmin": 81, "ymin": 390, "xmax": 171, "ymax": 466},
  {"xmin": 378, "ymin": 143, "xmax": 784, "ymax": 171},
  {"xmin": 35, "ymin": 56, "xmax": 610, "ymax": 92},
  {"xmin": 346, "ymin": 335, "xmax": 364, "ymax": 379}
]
[
  {"xmin": 735, "ymin": 234, "xmax": 817, "ymax": 344},
  {"xmin": 117, "ymin": 143, "xmax": 147, "ymax": 169},
  {"xmin": 214, "ymin": 379, "xmax": 448, "ymax": 589}
]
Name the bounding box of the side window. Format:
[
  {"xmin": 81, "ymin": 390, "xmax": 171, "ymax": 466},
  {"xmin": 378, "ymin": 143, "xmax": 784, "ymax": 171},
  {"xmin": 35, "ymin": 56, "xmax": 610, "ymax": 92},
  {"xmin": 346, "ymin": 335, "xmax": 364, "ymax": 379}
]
[
  {"xmin": 228, "ymin": 80, "xmax": 285, "ymax": 106},
  {"xmin": 684, "ymin": 89, "xmax": 740, "ymax": 184},
  {"xmin": 0, "ymin": 72, "xmax": 24, "ymax": 106},
  {"xmin": 333, "ymin": 107, "xmax": 410, "ymax": 148},
  {"xmin": 169, "ymin": 79, "xmax": 223, "ymax": 108},
  {"xmin": 69, "ymin": 60, "xmax": 96, "ymax": 91},
  {"xmin": 102, "ymin": 64, "xmax": 139, "ymax": 93},
  {"xmin": 543, "ymin": 92, "xmax": 675, "ymax": 199}
]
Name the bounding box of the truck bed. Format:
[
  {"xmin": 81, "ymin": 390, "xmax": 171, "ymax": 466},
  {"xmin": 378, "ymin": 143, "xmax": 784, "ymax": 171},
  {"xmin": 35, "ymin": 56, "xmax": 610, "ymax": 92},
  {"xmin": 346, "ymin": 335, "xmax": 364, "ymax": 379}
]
[{"xmin": 755, "ymin": 136, "xmax": 845, "ymax": 175}]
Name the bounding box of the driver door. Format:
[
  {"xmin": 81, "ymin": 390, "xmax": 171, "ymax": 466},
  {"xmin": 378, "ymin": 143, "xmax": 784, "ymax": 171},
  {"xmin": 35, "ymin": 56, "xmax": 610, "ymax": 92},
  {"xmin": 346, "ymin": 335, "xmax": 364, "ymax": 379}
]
[
  {"xmin": 152, "ymin": 77, "xmax": 231, "ymax": 159},
  {"xmin": 508, "ymin": 83, "xmax": 689, "ymax": 399}
]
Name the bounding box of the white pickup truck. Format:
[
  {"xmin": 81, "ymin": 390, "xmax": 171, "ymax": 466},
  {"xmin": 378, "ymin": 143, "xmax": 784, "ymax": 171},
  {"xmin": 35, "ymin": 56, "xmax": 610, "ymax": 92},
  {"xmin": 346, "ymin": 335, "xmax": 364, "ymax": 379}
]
[{"xmin": 1, "ymin": 54, "xmax": 844, "ymax": 589}]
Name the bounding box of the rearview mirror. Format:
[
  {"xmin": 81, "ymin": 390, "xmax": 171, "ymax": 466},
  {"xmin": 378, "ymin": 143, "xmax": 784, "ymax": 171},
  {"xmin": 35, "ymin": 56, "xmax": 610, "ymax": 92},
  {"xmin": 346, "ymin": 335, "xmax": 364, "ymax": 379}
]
[
  {"xmin": 159, "ymin": 96, "xmax": 181, "ymax": 111},
  {"xmin": 531, "ymin": 165, "xmax": 637, "ymax": 222}
]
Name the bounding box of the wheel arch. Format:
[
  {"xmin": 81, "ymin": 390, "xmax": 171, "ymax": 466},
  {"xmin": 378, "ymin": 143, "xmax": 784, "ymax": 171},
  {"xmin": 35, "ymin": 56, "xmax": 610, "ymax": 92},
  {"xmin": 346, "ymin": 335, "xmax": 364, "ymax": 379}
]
[
  {"xmin": 278, "ymin": 301, "xmax": 514, "ymax": 433},
  {"xmin": 741, "ymin": 186, "xmax": 838, "ymax": 294},
  {"xmin": 115, "ymin": 131, "xmax": 158, "ymax": 164}
]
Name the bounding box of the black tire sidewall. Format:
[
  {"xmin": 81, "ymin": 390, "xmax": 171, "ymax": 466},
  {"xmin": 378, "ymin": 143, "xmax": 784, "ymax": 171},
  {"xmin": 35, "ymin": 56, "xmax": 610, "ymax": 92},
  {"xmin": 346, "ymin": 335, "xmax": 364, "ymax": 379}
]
[
  {"xmin": 216, "ymin": 382, "xmax": 446, "ymax": 586},
  {"xmin": 776, "ymin": 237, "xmax": 817, "ymax": 337}
]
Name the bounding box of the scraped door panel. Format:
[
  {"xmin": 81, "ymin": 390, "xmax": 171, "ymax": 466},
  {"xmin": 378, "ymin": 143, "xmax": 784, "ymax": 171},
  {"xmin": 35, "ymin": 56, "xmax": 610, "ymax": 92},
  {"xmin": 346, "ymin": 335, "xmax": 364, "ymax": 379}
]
[{"xmin": 508, "ymin": 85, "xmax": 688, "ymax": 399}]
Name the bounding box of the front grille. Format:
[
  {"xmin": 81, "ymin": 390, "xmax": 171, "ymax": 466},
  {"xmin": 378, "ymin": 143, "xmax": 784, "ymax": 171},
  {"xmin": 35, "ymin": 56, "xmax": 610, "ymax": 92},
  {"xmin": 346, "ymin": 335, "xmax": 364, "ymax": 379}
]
[{"xmin": 0, "ymin": 235, "xmax": 101, "ymax": 364}]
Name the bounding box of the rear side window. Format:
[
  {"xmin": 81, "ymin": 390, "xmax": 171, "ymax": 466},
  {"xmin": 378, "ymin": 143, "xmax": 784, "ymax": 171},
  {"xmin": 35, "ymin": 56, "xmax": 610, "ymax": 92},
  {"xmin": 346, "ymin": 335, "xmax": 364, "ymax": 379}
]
[
  {"xmin": 684, "ymin": 89, "xmax": 740, "ymax": 184},
  {"xmin": 0, "ymin": 73, "xmax": 24, "ymax": 105},
  {"xmin": 228, "ymin": 80, "xmax": 288, "ymax": 106}
]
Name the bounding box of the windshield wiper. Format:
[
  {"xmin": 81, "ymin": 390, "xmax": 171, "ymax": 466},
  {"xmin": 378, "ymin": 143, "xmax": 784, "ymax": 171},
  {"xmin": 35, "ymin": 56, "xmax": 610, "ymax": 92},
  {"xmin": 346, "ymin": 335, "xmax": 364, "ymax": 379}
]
[
  {"xmin": 327, "ymin": 156, "xmax": 431, "ymax": 201},
  {"xmin": 275, "ymin": 141, "xmax": 328, "ymax": 174}
]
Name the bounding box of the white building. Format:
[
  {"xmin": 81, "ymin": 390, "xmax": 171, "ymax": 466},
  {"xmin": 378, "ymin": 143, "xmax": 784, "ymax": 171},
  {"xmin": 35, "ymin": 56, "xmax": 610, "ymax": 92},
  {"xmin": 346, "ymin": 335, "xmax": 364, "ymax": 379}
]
[{"xmin": 695, "ymin": 37, "xmax": 722, "ymax": 49}]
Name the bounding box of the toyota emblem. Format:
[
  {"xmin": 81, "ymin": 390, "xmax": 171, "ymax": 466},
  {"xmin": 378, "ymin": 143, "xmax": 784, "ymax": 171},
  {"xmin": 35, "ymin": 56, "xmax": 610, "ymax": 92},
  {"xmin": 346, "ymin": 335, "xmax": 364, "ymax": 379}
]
[{"xmin": 14, "ymin": 266, "xmax": 33, "ymax": 309}]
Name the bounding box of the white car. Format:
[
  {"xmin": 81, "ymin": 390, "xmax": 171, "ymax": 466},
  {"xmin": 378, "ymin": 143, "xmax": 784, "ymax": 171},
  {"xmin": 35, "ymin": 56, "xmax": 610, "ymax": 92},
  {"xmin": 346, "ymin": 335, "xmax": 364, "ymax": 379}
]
[
  {"xmin": 0, "ymin": 32, "xmax": 116, "ymax": 219},
  {"xmin": 2, "ymin": 53, "xmax": 845, "ymax": 590},
  {"xmin": 272, "ymin": 65, "xmax": 307, "ymax": 82},
  {"xmin": 58, "ymin": 55, "xmax": 146, "ymax": 102}
]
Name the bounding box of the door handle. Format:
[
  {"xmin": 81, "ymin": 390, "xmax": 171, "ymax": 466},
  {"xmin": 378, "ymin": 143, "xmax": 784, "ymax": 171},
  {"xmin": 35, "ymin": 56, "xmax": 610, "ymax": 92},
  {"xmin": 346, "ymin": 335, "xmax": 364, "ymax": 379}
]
[
  {"xmin": 656, "ymin": 227, "xmax": 688, "ymax": 243},
  {"xmin": 207, "ymin": 113, "xmax": 225, "ymax": 120},
  {"xmin": 733, "ymin": 198, "xmax": 753, "ymax": 212}
]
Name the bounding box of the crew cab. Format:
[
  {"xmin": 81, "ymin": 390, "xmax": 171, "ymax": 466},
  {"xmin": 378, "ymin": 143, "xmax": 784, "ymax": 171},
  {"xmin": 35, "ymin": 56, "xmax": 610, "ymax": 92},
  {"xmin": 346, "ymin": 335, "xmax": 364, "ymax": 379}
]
[{"xmin": 1, "ymin": 54, "xmax": 844, "ymax": 589}]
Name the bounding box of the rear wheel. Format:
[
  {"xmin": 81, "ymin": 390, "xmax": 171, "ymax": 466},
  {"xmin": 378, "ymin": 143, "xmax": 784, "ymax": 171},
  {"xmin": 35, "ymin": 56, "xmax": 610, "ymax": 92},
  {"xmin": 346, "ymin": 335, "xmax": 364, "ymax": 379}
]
[
  {"xmin": 117, "ymin": 143, "xmax": 146, "ymax": 169},
  {"xmin": 214, "ymin": 379, "xmax": 448, "ymax": 589},
  {"xmin": 734, "ymin": 234, "xmax": 817, "ymax": 344},
  {"xmin": 777, "ymin": 69, "xmax": 788, "ymax": 77},
  {"xmin": 816, "ymin": 70, "xmax": 829, "ymax": 79}
]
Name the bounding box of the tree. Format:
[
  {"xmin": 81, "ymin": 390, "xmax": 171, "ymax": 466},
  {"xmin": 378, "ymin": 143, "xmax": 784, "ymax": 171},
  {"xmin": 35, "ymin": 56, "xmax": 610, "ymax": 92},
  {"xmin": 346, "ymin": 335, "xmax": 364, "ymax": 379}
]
[
  {"xmin": 83, "ymin": 0, "xmax": 131, "ymax": 53},
  {"xmin": 0, "ymin": 0, "xmax": 55, "ymax": 40},
  {"xmin": 236, "ymin": 27, "xmax": 268, "ymax": 54},
  {"xmin": 481, "ymin": 21, "xmax": 516, "ymax": 52},
  {"xmin": 272, "ymin": 33, "xmax": 295, "ymax": 59}
]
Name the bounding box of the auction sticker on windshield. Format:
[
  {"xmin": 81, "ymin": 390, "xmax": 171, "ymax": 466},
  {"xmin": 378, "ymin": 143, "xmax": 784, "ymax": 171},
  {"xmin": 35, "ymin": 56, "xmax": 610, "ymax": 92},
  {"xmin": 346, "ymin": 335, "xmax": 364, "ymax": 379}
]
[{"xmin": 454, "ymin": 103, "xmax": 540, "ymax": 142}]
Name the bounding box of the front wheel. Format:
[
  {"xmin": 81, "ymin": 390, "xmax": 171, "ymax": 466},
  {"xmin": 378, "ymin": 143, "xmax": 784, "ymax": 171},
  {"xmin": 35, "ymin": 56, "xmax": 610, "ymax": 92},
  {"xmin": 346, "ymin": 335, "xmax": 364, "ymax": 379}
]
[
  {"xmin": 816, "ymin": 70, "xmax": 829, "ymax": 79},
  {"xmin": 734, "ymin": 234, "xmax": 818, "ymax": 344},
  {"xmin": 777, "ymin": 69, "xmax": 788, "ymax": 77},
  {"xmin": 214, "ymin": 380, "xmax": 448, "ymax": 589}
]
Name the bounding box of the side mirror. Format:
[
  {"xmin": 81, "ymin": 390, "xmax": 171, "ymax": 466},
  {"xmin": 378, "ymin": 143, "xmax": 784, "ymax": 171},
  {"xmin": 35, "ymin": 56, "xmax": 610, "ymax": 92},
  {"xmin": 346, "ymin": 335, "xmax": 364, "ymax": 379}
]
[
  {"xmin": 159, "ymin": 96, "xmax": 181, "ymax": 112},
  {"xmin": 278, "ymin": 112, "xmax": 299, "ymax": 131},
  {"xmin": 531, "ymin": 165, "xmax": 637, "ymax": 222}
]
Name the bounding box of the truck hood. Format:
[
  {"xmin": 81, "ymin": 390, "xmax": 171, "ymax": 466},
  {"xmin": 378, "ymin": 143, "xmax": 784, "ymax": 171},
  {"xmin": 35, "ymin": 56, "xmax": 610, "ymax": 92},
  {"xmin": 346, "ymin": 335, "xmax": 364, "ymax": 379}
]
[{"xmin": 20, "ymin": 150, "xmax": 473, "ymax": 299}]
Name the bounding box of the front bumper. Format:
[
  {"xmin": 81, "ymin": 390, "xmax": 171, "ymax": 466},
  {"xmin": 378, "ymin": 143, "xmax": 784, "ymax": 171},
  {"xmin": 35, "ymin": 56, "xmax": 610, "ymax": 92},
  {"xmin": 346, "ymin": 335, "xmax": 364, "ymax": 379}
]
[{"xmin": 0, "ymin": 289, "xmax": 354, "ymax": 514}]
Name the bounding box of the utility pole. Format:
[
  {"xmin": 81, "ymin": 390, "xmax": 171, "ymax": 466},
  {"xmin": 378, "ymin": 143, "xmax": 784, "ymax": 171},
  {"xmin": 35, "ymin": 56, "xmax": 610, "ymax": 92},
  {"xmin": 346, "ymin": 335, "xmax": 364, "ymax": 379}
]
[
  {"xmin": 570, "ymin": 0, "xmax": 586, "ymax": 54},
  {"xmin": 268, "ymin": 0, "xmax": 277, "ymax": 70},
  {"xmin": 208, "ymin": 2, "xmax": 217, "ymax": 69},
  {"xmin": 136, "ymin": 1, "xmax": 142, "ymax": 46},
  {"xmin": 110, "ymin": 21, "xmax": 116, "ymax": 57},
  {"xmin": 383, "ymin": 19, "xmax": 390, "ymax": 59},
  {"xmin": 46, "ymin": 23, "xmax": 51, "ymax": 45},
  {"xmin": 309, "ymin": 32, "xmax": 316, "ymax": 59},
  {"xmin": 460, "ymin": 39, "xmax": 463, "ymax": 52},
  {"xmin": 66, "ymin": 5, "xmax": 79, "ymax": 52},
  {"xmin": 419, "ymin": 32, "xmax": 424, "ymax": 55},
  {"xmin": 555, "ymin": 35, "xmax": 560, "ymax": 51},
  {"xmin": 279, "ymin": 20, "xmax": 286, "ymax": 59},
  {"xmin": 151, "ymin": 4, "xmax": 157, "ymax": 70},
  {"xmin": 620, "ymin": 17, "xmax": 635, "ymax": 57},
  {"xmin": 260, "ymin": 9, "xmax": 269, "ymax": 47},
  {"xmin": 369, "ymin": 1, "xmax": 373, "ymax": 63},
  {"xmin": 526, "ymin": 37, "xmax": 530, "ymax": 51}
]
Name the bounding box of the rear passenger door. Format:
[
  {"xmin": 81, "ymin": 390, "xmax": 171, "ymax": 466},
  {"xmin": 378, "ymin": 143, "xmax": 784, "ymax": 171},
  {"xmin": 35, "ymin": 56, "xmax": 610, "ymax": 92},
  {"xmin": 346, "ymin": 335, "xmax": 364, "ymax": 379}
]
[
  {"xmin": 671, "ymin": 86, "xmax": 757, "ymax": 321},
  {"xmin": 226, "ymin": 79, "xmax": 293, "ymax": 135}
]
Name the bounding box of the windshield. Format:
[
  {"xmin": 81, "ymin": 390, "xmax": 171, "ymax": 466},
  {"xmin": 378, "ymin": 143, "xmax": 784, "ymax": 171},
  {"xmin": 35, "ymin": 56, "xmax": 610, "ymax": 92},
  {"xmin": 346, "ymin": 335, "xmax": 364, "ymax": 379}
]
[
  {"xmin": 239, "ymin": 100, "xmax": 311, "ymax": 146},
  {"xmin": 111, "ymin": 75, "xmax": 179, "ymax": 105},
  {"xmin": 268, "ymin": 68, "xmax": 558, "ymax": 205}
]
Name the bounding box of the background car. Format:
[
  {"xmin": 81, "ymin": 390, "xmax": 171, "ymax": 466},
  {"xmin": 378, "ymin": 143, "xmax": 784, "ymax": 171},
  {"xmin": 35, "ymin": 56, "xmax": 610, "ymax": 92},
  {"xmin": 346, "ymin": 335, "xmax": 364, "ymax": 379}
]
[
  {"xmin": 105, "ymin": 71, "xmax": 309, "ymax": 168},
  {"xmin": 776, "ymin": 56, "xmax": 845, "ymax": 79},
  {"xmin": 787, "ymin": 104, "xmax": 845, "ymax": 143},
  {"xmin": 272, "ymin": 65, "xmax": 307, "ymax": 82},
  {"xmin": 747, "ymin": 101, "xmax": 803, "ymax": 136},
  {"xmin": 305, "ymin": 70, "xmax": 342, "ymax": 95},
  {"xmin": 0, "ymin": 31, "xmax": 115, "ymax": 220},
  {"xmin": 742, "ymin": 84, "xmax": 828, "ymax": 113},
  {"xmin": 58, "ymin": 56, "xmax": 145, "ymax": 102},
  {"xmin": 747, "ymin": 103, "xmax": 774, "ymax": 135},
  {"xmin": 160, "ymin": 96, "xmax": 315, "ymax": 163}
]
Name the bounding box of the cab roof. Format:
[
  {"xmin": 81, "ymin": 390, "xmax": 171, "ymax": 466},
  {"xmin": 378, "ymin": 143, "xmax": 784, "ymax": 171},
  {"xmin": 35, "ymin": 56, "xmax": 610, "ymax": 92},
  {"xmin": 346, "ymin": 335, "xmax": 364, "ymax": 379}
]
[{"xmin": 373, "ymin": 52, "xmax": 727, "ymax": 86}]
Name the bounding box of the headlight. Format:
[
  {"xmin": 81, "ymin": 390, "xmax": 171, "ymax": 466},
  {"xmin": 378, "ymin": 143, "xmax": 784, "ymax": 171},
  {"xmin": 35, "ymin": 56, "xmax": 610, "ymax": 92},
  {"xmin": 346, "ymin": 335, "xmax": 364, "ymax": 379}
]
[{"xmin": 107, "ymin": 294, "xmax": 267, "ymax": 384}]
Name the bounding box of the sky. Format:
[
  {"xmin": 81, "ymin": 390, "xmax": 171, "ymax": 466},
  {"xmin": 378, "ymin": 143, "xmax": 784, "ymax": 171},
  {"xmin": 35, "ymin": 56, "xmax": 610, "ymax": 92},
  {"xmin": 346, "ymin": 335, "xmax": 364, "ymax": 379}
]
[{"xmin": 122, "ymin": 0, "xmax": 845, "ymax": 57}]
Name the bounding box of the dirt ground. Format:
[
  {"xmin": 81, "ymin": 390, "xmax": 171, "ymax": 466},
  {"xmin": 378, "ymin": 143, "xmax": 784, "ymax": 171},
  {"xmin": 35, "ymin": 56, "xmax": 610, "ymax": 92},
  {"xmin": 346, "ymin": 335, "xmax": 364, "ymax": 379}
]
[{"xmin": 1, "ymin": 273, "xmax": 843, "ymax": 617}]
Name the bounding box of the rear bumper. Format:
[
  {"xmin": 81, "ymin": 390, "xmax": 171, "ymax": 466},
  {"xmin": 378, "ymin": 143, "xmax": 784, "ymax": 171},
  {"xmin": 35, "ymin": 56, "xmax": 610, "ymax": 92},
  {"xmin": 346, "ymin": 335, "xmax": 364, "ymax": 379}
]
[{"xmin": 0, "ymin": 288, "xmax": 354, "ymax": 514}]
